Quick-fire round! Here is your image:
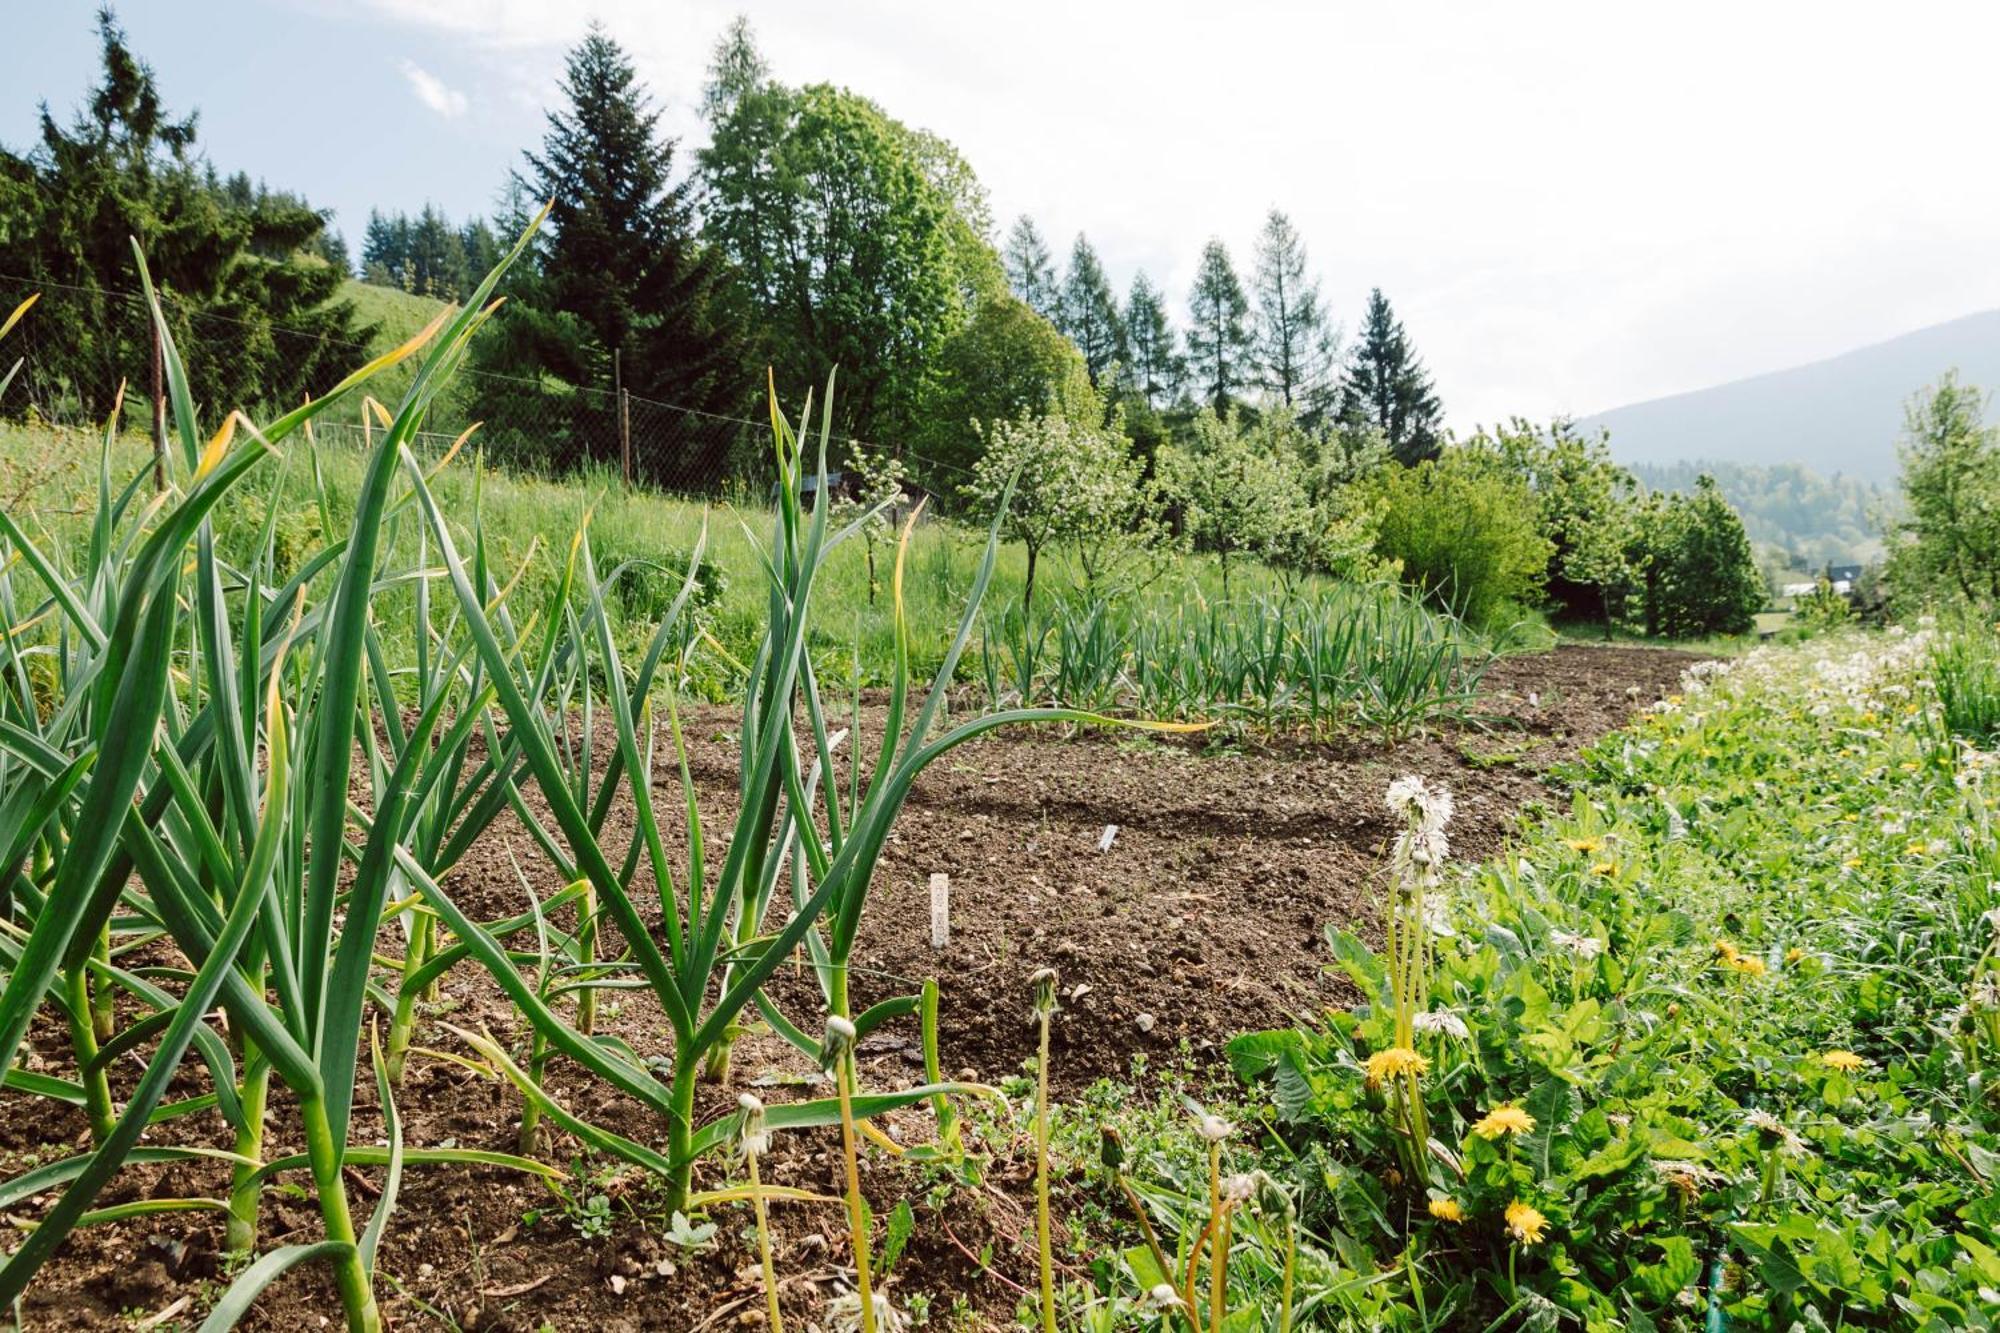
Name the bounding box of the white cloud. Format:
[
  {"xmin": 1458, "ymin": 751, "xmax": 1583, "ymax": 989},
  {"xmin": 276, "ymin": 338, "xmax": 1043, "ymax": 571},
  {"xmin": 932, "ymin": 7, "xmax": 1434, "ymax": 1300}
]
[{"xmin": 399, "ymin": 59, "xmax": 468, "ymax": 118}]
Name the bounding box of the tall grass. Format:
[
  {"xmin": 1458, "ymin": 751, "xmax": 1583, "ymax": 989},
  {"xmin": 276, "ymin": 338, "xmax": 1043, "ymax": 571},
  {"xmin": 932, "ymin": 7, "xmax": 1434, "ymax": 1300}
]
[{"xmin": 1929, "ymin": 611, "xmax": 2000, "ymax": 746}]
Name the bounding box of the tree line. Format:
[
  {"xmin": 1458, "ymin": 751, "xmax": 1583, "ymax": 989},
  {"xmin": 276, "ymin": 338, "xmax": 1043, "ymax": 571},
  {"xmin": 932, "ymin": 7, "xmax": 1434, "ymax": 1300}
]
[{"xmin": 0, "ymin": 10, "xmax": 1772, "ymax": 640}]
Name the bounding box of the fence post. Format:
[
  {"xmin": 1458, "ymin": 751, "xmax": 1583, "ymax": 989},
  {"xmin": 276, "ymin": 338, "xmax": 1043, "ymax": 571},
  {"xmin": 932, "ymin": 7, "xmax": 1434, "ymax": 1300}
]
[
  {"xmin": 620, "ymin": 388, "xmax": 632, "ymax": 487},
  {"xmin": 614, "ymin": 345, "xmax": 631, "ymax": 487},
  {"xmin": 150, "ymin": 315, "xmax": 165, "ymax": 493}
]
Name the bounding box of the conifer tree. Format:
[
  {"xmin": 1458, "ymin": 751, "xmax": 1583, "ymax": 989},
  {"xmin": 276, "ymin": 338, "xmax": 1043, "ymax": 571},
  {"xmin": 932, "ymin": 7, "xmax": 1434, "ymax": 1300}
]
[
  {"xmin": 1252, "ymin": 209, "xmax": 1335, "ymax": 415},
  {"xmin": 1185, "ymin": 239, "xmax": 1253, "ymax": 411},
  {"xmin": 1122, "ymin": 272, "xmax": 1181, "ymax": 407},
  {"xmin": 1338, "ymin": 288, "xmax": 1442, "ymax": 465},
  {"xmin": 1059, "ymin": 233, "xmax": 1124, "ymax": 385},
  {"xmin": 1003, "ymin": 215, "xmax": 1060, "ymax": 322},
  {"xmin": 520, "ymin": 23, "xmax": 749, "ymax": 414}
]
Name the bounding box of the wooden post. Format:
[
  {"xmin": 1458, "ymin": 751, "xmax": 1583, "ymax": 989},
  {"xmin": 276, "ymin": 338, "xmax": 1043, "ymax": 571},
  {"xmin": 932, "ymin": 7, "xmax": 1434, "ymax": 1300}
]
[
  {"xmin": 614, "ymin": 346, "xmax": 631, "ymax": 487},
  {"xmin": 150, "ymin": 315, "xmax": 166, "ymax": 493},
  {"xmin": 620, "ymin": 389, "xmax": 632, "ymax": 487}
]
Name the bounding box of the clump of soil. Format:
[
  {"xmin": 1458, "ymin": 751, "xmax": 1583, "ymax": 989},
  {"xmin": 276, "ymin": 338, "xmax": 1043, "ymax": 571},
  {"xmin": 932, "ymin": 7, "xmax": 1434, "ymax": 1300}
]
[{"xmin": 3, "ymin": 644, "xmax": 1702, "ymax": 1330}]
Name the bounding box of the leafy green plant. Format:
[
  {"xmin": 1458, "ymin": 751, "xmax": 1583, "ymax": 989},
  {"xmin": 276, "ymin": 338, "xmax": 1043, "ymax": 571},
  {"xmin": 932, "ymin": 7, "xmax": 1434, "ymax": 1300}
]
[{"xmin": 1365, "ymin": 451, "xmax": 1553, "ymax": 626}]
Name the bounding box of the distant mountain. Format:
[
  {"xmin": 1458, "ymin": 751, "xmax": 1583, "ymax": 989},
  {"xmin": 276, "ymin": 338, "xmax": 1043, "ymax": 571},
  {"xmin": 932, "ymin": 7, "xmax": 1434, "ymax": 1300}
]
[{"xmin": 1579, "ymin": 310, "xmax": 2000, "ymax": 484}]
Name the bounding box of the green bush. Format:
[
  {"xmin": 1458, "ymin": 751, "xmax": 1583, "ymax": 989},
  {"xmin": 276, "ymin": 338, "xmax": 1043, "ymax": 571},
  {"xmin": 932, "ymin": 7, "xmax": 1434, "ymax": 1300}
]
[
  {"xmin": 1631, "ymin": 475, "xmax": 1766, "ymax": 638},
  {"xmin": 1366, "ymin": 452, "xmax": 1552, "ymax": 625}
]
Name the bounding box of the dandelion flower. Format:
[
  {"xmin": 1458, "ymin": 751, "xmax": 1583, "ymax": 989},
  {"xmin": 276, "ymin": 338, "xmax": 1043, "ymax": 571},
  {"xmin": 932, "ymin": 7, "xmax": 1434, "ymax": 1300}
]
[
  {"xmin": 1819, "ymin": 1050, "xmax": 1866, "ymax": 1073},
  {"xmin": 1427, "ymin": 1197, "xmax": 1466, "ymax": 1222},
  {"xmin": 1563, "ymin": 837, "xmax": 1603, "ymax": 854},
  {"xmin": 1387, "ymin": 776, "xmax": 1453, "ymax": 831},
  {"xmin": 1551, "ymin": 929, "xmax": 1605, "ymax": 959},
  {"xmin": 829, "ymin": 1287, "xmax": 908, "ymax": 1333},
  {"xmin": 1196, "ymin": 1113, "xmax": 1234, "ymax": 1143},
  {"xmin": 1746, "ymin": 1108, "xmax": 1804, "ymax": 1154},
  {"xmin": 1728, "ymin": 955, "xmax": 1768, "ymax": 977},
  {"xmin": 1364, "ymin": 1047, "xmax": 1428, "ymax": 1086},
  {"xmin": 1785, "ymin": 947, "xmax": 1804, "ymax": 964},
  {"xmin": 1714, "ymin": 939, "xmax": 1741, "ymax": 963},
  {"xmin": 1413, "ymin": 1009, "xmax": 1470, "ymax": 1039},
  {"xmin": 1590, "ymin": 861, "xmax": 1617, "ymax": 877},
  {"xmin": 1504, "ymin": 1200, "xmax": 1548, "ymax": 1245},
  {"xmin": 1471, "ymin": 1103, "xmax": 1536, "ymax": 1139}
]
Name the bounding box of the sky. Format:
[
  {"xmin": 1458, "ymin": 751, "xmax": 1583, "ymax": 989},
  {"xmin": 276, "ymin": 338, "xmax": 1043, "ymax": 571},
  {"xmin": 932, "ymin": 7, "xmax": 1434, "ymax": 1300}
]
[{"xmin": 6, "ymin": 0, "xmax": 2000, "ymax": 430}]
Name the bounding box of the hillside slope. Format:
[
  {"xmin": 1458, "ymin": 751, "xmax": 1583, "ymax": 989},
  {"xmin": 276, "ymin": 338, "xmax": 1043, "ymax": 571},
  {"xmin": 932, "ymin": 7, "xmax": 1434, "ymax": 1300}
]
[{"xmin": 1580, "ymin": 310, "xmax": 2000, "ymax": 483}]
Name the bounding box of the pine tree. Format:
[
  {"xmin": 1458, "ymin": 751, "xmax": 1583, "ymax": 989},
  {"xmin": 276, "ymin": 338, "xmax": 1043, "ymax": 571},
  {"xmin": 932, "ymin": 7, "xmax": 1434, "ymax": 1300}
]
[
  {"xmin": 1059, "ymin": 233, "xmax": 1123, "ymax": 385},
  {"xmin": 520, "ymin": 23, "xmax": 750, "ymax": 416},
  {"xmin": 1338, "ymin": 288, "xmax": 1442, "ymax": 465},
  {"xmin": 1003, "ymin": 216, "xmax": 1060, "ymax": 322},
  {"xmin": 1122, "ymin": 272, "xmax": 1180, "ymax": 407},
  {"xmin": 0, "ymin": 9, "xmax": 357, "ymax": 419},
  {"xmin": 1252, "ymin": 209, "xmax": 1334, "ymax": 415},
  {"xmin": 1185, "ymin": 239, "xmax": 1252, "ymax": 411}
]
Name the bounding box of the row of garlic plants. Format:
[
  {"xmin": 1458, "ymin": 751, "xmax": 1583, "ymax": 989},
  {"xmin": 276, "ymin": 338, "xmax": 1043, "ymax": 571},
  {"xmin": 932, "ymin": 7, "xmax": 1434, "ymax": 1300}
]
[
  {"xmin": 978, "ymin": 584, "xmax": 1490, "ymax": 743},
  {"xmin": 1049, "ymin": 626, "xmax": 1998, "ymax": 1328},
  {"xmin": 0, "ymin": 227, "xmax": 1179, "ymax": 1331}
]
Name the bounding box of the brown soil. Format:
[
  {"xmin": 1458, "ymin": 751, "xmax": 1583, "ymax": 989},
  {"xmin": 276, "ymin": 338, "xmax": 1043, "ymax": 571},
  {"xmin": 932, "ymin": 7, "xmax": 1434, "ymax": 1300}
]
[{"xmin": 1, "ymin": 644, "xmax": 1702, "ymax": 1332}]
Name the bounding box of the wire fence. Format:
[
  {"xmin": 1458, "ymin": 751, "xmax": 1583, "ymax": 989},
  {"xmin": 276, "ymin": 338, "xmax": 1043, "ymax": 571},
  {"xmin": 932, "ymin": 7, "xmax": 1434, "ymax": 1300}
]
[{"xmin": 0, "ymin": 273, "xmax": 978, "ymax": 509}]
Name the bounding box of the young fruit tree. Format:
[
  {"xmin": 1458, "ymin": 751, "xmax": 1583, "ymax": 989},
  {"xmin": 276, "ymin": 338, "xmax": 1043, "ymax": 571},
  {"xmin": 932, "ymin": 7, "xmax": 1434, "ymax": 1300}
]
[{"xmin": 965, "ymin": 406, "xmax": 1145, "ymax": 609}]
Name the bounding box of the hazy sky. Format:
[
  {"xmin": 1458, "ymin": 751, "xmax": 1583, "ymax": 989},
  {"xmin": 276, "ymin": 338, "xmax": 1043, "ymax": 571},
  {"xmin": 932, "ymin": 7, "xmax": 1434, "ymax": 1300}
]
[{"xmin": 8, "ymin": 0, "xmax": 2000, "ymax": 428}]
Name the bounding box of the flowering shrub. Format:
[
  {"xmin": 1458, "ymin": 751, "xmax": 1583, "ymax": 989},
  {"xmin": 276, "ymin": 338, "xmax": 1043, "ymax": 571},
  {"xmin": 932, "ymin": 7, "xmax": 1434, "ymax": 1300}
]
[{"xmin": 1227, "ymin": 626, "xmax": 2000, "ymax": 1328}]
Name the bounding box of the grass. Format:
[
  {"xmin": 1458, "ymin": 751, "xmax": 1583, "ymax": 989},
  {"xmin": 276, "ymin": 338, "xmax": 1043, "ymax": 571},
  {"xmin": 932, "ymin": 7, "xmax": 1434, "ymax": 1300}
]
[{"xmin": 1, "ymin": 416, "xmax": 1459, "ymax": 702}]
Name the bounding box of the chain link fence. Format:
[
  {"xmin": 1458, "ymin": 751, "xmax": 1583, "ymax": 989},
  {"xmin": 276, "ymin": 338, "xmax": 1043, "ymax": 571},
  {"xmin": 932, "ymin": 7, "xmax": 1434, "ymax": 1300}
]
[{"xmin": 0, "ymin": 273, "xmax": 976, "ymax": 510}]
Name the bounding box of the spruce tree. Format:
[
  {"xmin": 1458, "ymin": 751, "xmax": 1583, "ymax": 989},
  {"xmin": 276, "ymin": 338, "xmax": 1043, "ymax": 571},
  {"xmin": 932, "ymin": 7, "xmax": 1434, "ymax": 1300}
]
[
  {"xmin": 1003, "ymin": 216, "xmax": 1060, "ymax": 323},
  {"xmin": 1252, "ymin": 209, "xmax": 1335, "ymax": 416},
  {"xmin": 520, "ymin": 23, "xmax": 749, "ymax": 415},
  {"xmin": 1059, "ymin": 233, "xmax": 1124, "ymax": 385},
  {"xmin": 1338, "ymin": 288, "xmax": 1442, "ymax": 465},
  {"xmin": 1185, "ymin": 239, "xmax": 1253, "ymax": 411},
  {"xmin": 1123, "ymin": 272, "xmax": 1181, "ymax": 407},
  {"xmin": 0, "ymin": 8, "xmax": 357, "ymax": 419}
]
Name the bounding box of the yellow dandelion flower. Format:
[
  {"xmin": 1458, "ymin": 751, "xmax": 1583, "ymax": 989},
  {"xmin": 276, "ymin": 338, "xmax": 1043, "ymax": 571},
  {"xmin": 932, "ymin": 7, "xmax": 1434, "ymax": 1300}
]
[
  {"xmin": 1785, "ymin": 947, "xmax": 1804, "ymax": 964},
  {"xmin": 1819, "ymin": 1050, "xmax": 1866, "ymax": 1073},
  {"xmin": 1728, "ymin": 955, "xmax": 1768, "ymax": 977},
  {"xmin": 1714, "ymin": 939, "xmax": 1741, "ymax": 963},
  {"xmin": 1590, "ymin": 861, "xmax": 1617, "ymax": 877},
  {"xmin": 1471, "ymin": 1103, "xmax": 1536, "ymax": 1139},
  {"xmin": 1899, "ymin": 761, "xmax": 1921, "ymax": 773},
  {"xmin": 1563, "ymin": 837, "xmax": 1602, "ymax": 854},
  {"xmin": 1904, "ymin": 841, "xmax": 1928, "ymax": 857},
  {"xmin": 1841, "ymin": 856, "xmax": 1863, "ymax": 869},
  {"xmin": 1363, "ymin": 1047, "xmax": 1428, "ymax": 1086},
  {"xmin": 1504, "ymin": 1200, "xmax": 1549, "ymax": 1246},
  {"xmin": 1427, "ymin": 1198, "xmax": 1466, "ymax": 1223},
  {"xmin": 1841, "ymin": 813, "xmax": 1860, "ymax": 823}
]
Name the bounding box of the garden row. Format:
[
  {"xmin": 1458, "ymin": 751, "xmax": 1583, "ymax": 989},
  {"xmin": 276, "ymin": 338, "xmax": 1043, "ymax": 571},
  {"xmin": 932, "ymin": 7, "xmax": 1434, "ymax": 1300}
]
[{"xmin": 1036, "ymin": 625, "xmax": 1999, "ymax": 1327}]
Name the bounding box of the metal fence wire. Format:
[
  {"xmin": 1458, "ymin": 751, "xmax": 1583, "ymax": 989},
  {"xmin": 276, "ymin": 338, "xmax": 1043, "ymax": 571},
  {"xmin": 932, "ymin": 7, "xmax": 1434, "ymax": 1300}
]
[{"xmin": 0, "ymin": 274, "xmax": 974, "ymax": 509}]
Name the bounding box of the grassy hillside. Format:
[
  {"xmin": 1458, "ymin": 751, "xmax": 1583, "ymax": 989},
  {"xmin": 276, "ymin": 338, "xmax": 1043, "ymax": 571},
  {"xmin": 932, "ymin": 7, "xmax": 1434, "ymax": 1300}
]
[
  {"xmin": 0, "ymin": 417, "xmax": 1389, "ymax": 699},
  {"xmin": 1582, "ymin": 308, "xmax": 2000, "ymax": 483}
]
